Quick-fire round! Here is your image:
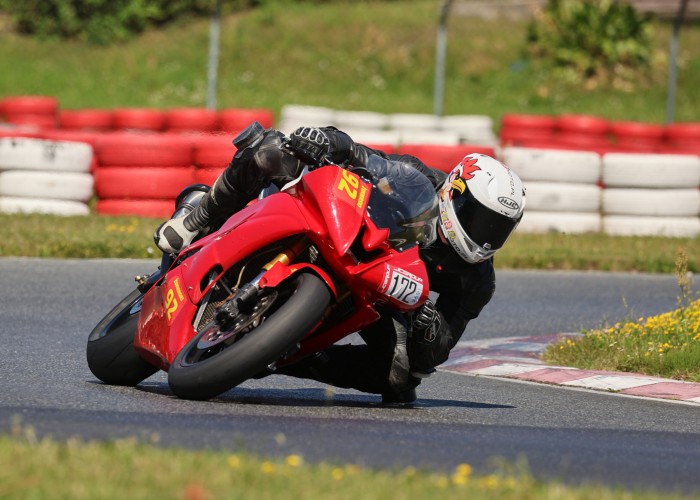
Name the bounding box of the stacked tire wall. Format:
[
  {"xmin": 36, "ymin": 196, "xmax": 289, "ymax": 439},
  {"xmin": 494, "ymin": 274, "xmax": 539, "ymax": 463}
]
[
  {"xmin": 499, "ymin": 113, "xmax": 700, "ymax": 238},
  {"xmin": 92, "ymin": 132, "xmax": 240, "ymax": 218},
  {"xmin": 0, "ymin": 95, "xmax": 270, "ymax": 218},
  {"xmin": 501, "ymin": 148, "xmax": 603, "ymax": 234},
  {"xmin": 0, "ymin": 137, "xmax": 94, "ymax": 216},
  {"xmin": 601, "ymin": 153, "xmax": 700, "ymax": 237},
  {"xmin": 1, "ymin": 96, "xmax": 699, "ymax": 238},
  {"xmin": 94, "ymin": 133, "xmax": 195, "ymax": 218}
]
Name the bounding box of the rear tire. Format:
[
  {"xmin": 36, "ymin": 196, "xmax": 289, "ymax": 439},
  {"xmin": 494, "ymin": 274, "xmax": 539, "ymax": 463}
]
[
  {"xmin": 168, "ymin": 273, "xmax": 331, "ymax": 400},
  {"xmin": 87, "ymin": 289, "xmax": 158, "ymax": 386}
]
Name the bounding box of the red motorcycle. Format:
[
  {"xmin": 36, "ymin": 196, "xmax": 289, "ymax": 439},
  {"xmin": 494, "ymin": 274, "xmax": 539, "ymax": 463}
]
[{"xmin": 87, "ymin": 143, "xmax": 438, "ymax": 400}]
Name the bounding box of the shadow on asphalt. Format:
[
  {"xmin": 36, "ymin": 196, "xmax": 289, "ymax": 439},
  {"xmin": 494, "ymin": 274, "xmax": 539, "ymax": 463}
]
[{"xmin": 124, "ymin": 382, "xmax": 515, "ymax": 410}]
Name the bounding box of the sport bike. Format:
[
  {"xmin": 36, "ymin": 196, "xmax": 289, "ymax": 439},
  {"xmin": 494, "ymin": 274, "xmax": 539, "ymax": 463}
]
[{"xmin": 87, "ymin": 142, "xmax": 437, "ymax": 400}]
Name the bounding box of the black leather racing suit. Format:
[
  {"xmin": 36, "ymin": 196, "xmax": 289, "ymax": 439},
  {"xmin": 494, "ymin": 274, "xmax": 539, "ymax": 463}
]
[{"xmin": 195, "ymin": 126, "xmax": 495, "ymax": 396}]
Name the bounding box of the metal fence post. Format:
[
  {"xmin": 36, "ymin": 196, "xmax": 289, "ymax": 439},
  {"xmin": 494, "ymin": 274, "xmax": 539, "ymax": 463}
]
[
  {"xmin": 207, "ymin": 0, "xmax": 222, "ymax": 110},
  {"xmin": 433, "ymin": 0, "xmax": 454, "ymax": 118}
]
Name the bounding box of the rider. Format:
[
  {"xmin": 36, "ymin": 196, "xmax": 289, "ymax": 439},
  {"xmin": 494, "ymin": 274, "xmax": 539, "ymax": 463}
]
[{"xmin": 155, "ymin": 122, "xmax": 526, "ymax": 404}]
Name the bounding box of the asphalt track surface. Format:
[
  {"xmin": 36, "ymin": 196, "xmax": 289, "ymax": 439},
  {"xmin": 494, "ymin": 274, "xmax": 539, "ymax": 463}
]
[{"xmin": 1, "ymin": 258, "xmax": 699, "ymax": 494}]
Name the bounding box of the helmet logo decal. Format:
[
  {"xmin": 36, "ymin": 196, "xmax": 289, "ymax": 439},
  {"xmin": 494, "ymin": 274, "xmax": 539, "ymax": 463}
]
[
  {"xmin": 498, "ymin": 196, "xmax": 520, "ymax": 210},
  {"xmin": 441, "ymin": 155, "xmax": 482, "ymax": 202},
  {"xmin": 451, "ymin": 178, "xmax": 466, "ymax": 194},
  {"xmin": 459, "ymin": 155, "xmax": 481, "ymax": 181}
]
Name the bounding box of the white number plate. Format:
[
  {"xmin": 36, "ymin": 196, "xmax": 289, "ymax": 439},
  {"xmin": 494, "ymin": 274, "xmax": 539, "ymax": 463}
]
[{"xmin": 380, "ymin": 266, "xmax": 424, "ymax": 305}]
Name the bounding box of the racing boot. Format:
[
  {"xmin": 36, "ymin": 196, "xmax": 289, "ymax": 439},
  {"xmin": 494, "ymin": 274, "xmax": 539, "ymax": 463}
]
[
  {"xmin": 154, "ymin": 171, "xmax": 252, "ymax": 254},
  {"xmin": 381, "ymin": 386, "xmax": 418, "ymax": 406},
  {"xmin": 155, "ymin": 122, "xmax": 296, "ymax": 254}
]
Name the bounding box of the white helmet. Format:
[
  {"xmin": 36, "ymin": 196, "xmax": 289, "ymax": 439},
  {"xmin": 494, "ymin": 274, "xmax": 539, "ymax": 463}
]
[{"xmin": 437, "ymin": 154, "xmax": 526, "ymax": 264}]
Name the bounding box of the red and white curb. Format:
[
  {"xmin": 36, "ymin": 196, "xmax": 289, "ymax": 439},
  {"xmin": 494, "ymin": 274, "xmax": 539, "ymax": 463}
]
[{"xmin": 441, "ymin": 334, "xmax": 700, "ymax": 405}]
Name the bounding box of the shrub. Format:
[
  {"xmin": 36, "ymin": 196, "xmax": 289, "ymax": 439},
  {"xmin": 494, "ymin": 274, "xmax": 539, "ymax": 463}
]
[
  {"xmin": 526, "ymin": 0, "xmax": 654, "ymax": 88},
  {"xmin": 0, "ymin": 0, "xmax": 253, "ymax": 45}
]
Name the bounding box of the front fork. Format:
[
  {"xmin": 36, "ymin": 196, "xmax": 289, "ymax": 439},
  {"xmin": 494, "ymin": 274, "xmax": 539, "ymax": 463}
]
[{"xmin": 215, "ymin": 238, "xmax": 311, "ymax": 326}]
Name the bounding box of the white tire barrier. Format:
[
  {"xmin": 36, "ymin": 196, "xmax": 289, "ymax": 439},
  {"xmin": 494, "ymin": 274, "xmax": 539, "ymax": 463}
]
[
  {"xmin": 524, "ymin": 182, "xmax": 601, "ymax": 213},
  {"xmin": 0, "ymin": 196, "xmax": 89, "ymax": 216},
  {"xmin": 0, "ymin": 170, "xmax": 93, "ymax": 202},
  {"xmin": 602, "ymin": 188, "xmax": 700, "ymax": 217},
  {"xmin": 333, "ymin": 110, "xmax": 388, "ymax": 130},
  {"xmin": 388, "ymin": 113, "xmax": 440, "ymax": 131},
  {"xmin": 602, "ymin": 153, "xmax": 700, "ymax": 188},
  {"xmin": 500, "ymin": 147, "xmax": 601, "ymax": 184},
  {"xmin": 0, "ymin": 137, "xmax": 93, "ymax": 172},
  {"xmin": 342, "ymin": 129, "xmax": 402, "ymax": 149},
  {"xmin": 439, "ymin": 115, "xmax": 497, "ymax": 145},
  {"xmin": 278, "ymin": 105, "xmax": 335, "ymax": 134},
  {"xmin": 603, "ymin": 215, "xmax": 700, "ymax": 238},
  {"xmin": 517, "ymin": 211, "xmax": 602, "ymax": 234},
  {"xmin": 399, "ymin": 130, "xmax": 461, "ymax": 146}
]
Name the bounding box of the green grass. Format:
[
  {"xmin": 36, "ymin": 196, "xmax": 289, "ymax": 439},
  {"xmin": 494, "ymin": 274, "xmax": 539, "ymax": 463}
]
[
  {"xmin": 1, "ymin": 1, "xmax": 698, "ymax": 124},
  {"xmin": 0, "ymin": 213, "xmax": 159, "ymax": 259},
  {"xmin": 2, "ymin": 212, "xmax": 699, "ymax": 273},
  {"xmin": 544, "ymin": 298, "xmax": 700, "ymax": 382},
  {"xmin": 544, "ymin": 252, "xmax": 700, "ymax": 381},
  {"xmin": 1, "ymin": 429, "xmax": 694, "ymax": 500}
]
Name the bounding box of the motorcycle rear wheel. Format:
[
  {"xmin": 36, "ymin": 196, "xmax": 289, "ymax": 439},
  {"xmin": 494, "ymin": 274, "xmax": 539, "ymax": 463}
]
[
  {"xmin": 168, "ymin": 272, "xmax": 331, "ymax": 400},
  {"xmin": 86, "ymin": 289, "xmax": 158, "ymax": 386}
]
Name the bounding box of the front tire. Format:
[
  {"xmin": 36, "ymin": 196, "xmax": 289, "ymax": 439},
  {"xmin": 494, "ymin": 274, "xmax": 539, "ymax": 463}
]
[
  {"xmin": 168, "ymin": 272, "xmax": 331, "ymax": 400},
  {"xmin": 87, "ymin": 289, "xmax": 158, "ymax": 386}
]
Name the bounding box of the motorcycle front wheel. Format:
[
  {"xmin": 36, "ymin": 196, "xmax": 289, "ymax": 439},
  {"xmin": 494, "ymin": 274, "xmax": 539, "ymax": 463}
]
[
  {"xmin": 168, "ymin": 272, "xmax": 331, "ymax": 400},
  {"xmin": 86, "ymin": 288, "xmax": 158, "ymax": 386}
]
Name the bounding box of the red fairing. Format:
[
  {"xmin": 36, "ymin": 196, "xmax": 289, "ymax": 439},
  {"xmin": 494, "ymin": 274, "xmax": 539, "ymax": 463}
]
[
  {"xmin": 134, "ymin": 163, "xmax": 430, "ymax": 371},
  {"xmin": 299, "ymin": 167, "xmax": 370, "ymax": 257},
  {"xmin": 178, "ymin": 194, "xmax": 314, "ymax": 305},
  {"xmin": 137, "ymin": 265, "xmax": 196, "ymax": 369}
]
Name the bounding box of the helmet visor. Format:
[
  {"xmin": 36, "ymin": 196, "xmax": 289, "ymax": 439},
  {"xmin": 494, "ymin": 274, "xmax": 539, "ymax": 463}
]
[{"xmin": 452, "ymin": 188, "xmax": 520, "ymax": 251}]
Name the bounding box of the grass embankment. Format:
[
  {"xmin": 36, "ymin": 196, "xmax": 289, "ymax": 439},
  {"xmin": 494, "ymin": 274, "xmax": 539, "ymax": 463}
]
[
  {"xmin": 544, "ymin": 251, "xmax": 700, "ymax": 382},
  {"xmin": 2, "ymin": 213, "xmax": 699, "ymax": 273},
  {"xmin": 0, "ymin": 1, "xmax": 698, "ymax": 124},
  {"xmin": 1, "ymin": 428, "xmax": 692, "ymax": 500}
]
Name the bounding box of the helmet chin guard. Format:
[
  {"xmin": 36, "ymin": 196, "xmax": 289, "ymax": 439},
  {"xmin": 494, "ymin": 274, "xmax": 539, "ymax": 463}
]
[{"xmin": 438, "ymin": 154, "xmax": 526, "ymax": 264}]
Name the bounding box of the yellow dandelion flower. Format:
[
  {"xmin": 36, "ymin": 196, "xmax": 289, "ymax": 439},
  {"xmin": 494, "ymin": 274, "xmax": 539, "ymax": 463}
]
[
  {"xmin": 455, "ymin": 463, "xmax": 472, "ymax": 477},
  {"xmin": 227, "ymin": 455, "xmax": 241, "ymax": 469},
  {"xmin": 261, "ymin": 461, "xmax": 275, "ymax": 474},
  {"xmin": 285, "ymin": 454, "xmax": 303, "ymax": 467},
  {"xmin": 331, "ymin": 468, "xmax": 344, "ymax": 480}
]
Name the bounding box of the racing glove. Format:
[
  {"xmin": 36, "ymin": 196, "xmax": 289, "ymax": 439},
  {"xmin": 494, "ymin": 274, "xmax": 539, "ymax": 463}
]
[
  {"xmin": 289, "ymin": 126, "xmax": 332, "ymax": 166},
  {"xmin": 409, "ymin": 298, "xmax": 445, "ymax": 378}
]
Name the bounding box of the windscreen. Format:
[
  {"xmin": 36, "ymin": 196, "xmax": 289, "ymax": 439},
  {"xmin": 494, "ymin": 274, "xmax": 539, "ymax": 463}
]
[{"xmin": 363, "ymin": 155, "xmax": 438, "ymax": 251}]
